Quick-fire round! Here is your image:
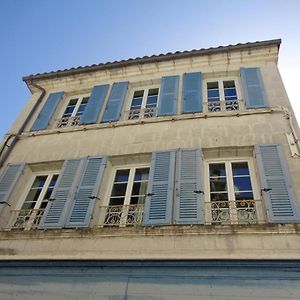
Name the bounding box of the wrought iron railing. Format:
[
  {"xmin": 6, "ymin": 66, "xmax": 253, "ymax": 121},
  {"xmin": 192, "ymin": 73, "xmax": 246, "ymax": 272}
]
[
  {"xmin": 99, "ymin": 204, "xmax": 145, "ymax": 227},
  {"xmin": 203, "ymin": 99, "xmax": 244, "ymax": 113},
  {"xmin": 57, "ymin": 115, "xmax": 81, "ymax": 127},
  {"xmin": 9, "ymin": 208, "xmax": 45, "ymax": 230},
  {"xmin": 126, "ymin": 107, "xmax": 157, "ymax": 120},
  {"xmin": 207, "ymin": 199, "xmax": 260, "ymax": 225}
]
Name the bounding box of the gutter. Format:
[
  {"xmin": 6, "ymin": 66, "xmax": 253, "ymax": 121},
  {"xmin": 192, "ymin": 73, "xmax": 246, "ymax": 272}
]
[{"xmin": 0, "ymin": 82, "xmax": 46, "ymax": 167}]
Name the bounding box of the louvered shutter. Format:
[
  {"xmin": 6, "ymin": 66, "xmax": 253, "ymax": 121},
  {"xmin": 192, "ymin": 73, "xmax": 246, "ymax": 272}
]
[
  {"xmin": 79, "ymin": 84, "xmax": 109, "ymax": 125},
  {"xmin": 240, "ymin": 68, "xmax": 268, "ymax": 108},
  {"xmin": 174, "ymin": 149, "xmax": 204, "ymax": 224},
  {"xmin": 144, "ymin": 151, "xmax": 175, "ymax": 226},
  {"xmin": 39, "ymin": 159, "xmax": 84, "ymax": 228},
  {"xmin": 101, "ymin": 82, "xmax": 128, "ymax": 122},
  {"xmin": 65, "ymin": 156, "xmax": 107, "ymax": 228},
  {"xmin": 157, "ymin": 76, "xmax": 179, "ymax": 116},
  {"xmin": 31, "ymin": 92, "xmax": 64, "ymax": 131},
  {"xmin": 255, "ymin": 144, "xmax": 300, "ymax": 223},
  {"xmin": 0, "ymin": 164, "xmax": 25, "ymax": 212},
  {"xmin": 182, "ymin": 72, "xmax": 202, "ymax": 113}
]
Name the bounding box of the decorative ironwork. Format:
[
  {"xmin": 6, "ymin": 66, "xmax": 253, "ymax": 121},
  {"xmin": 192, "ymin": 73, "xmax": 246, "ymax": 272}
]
[
  {"xmin": 206, "ymin": 99, "xmax": 243, "ymax": 113},
  {"xmin": 127, "ymin": 107, "xmax": 157, "ymax": 120},
  {"xmin": 57, "ymin": 116, "xmax": 81, "ymax": 128},
  {"xmin": 209, "ymin": 199, "xmax": 258, "ymax": 224},
  {"xmin": 9, "ymin": 209, "xmax": 45, "ymax": 230},
  {"xmin": 100, "ymin": 204, "xmax": 144, "ymax": 226}
]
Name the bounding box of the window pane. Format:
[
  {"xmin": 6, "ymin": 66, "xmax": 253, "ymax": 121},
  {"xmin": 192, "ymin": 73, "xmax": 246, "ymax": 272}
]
[
  {"xmin": 134, "ymin": 168, "xmax": 149, "ymax": 181},
  {"xmin": 115, "ymin": 170, "xmax": 129, "ymax": 182},
  {"xmin": 224, "ymin": 81, "xmax": 237, "ymax": 100},
  {"xmin": 109, "ymin": 197, "xmax": 125, "ymax": 206},
  {"xmin": 22, "ymin": 176, "xmax": 47, "ymax": 208},
  {"xmin": 146, "ymin": 89, "xmax": 159, "ymax": 108},
  {"xmin": 235, "ymin": 191, "xmax": 254, "ymax": 201},
  {"xmin": 111, "ymin": 183, "xmax": 127, "ymax": 197},
  {"xmin": 131, "ymin": 98, "xmax": 143, "ymax": 107},
  {"xmin": 233, "ymin": 177, "xmax": 253, "ymax": 191},
  {"xmin": 232, "ymin": 162, "xmax": 250, "ymax": 176},
  {"xmin": 209, "ymin": 163, "xmax": 228, "ymax": 200}
]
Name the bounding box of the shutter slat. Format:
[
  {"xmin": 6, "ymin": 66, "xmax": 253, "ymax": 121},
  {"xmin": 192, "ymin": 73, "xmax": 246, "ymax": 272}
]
[
  {"xmin": 65, "ymin": 156, "xmax": 107, "ymax": 228},
  {"xmin": 101, "ymin": 82, "xmax": 128, "ymax": 122},
  {"xmin": 31, "ymin": 92, "xmax": 64, "ymax": 131},
  {"xmin": 182, "ymin": 72, "xmax": 202, "ymax": 113},
  {"xmin": 174, "ymin": 149, "xmax": 204, "ymax": 224},
  {"xmin": 80, "ymin": 84, "xmax": 109, "ymax": 125},
  {"xmin": 157, "ymin": 76, "xmax": 179, "ymax": 116},
  {"xmin": 0, "ymin": 164, "xmax": 25, "ymax": 212},
  {"xmin": 255, "ymin": 144, "xmax": 300, "ymax": 223},
  {"xmin": 240, "ymin": 68, "xmax": 268, "ymax": 108},
  {"xmin": 144, "ymin": 151, "xmax": 175, "ymax": 225},
  {"xmin": 39, "ymin": 159, "xmax": 84, "ymax": 228}
]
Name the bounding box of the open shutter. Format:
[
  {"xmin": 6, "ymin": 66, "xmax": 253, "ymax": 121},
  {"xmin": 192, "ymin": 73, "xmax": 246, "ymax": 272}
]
[
  {"xmin": 174, "ymin": 149, "xmax": 204, "ymax": 224},
  {"xmin": 101, "ymin": 82, "xmax": 128, "ymax": 122},
  {"xmin": 39, "ymin": 159, "xmax": 84, "ymax": 228},
  {"xmin": 80, "ymin": 85, "xmax": 109, "ymax": 125},
  {"xmin": 255, "ymin": 144, "xmax": 300, "ymax": 223},
  {"xmin": 144, "ymin": 151, "xmax": 175, "ymax": 226},
  {"xmin": 240, "ymin": 68, "xmax": 268, "ymax": 108},
  {"xmin": 31, "ymin": 92, "xmax": 64, "ymax": 131},
  {"xmin": 0, "ymin": 164, "xmax": 25, "ymax": 212},
  {"xmin": 182, "ymin": 72, "xmax": 202, "ymax": 113},
  {"xmin": 65, "ymin": 156, "xmax": 107, "ymax": 228},
  {"xmin": 157, "ymin": 76, "xmax": 179, "ymax": 116}
]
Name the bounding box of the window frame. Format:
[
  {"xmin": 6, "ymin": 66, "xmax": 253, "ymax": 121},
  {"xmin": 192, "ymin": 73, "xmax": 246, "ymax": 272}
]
[
  {"xmin": 127, "ymin": 86, "xmax": 160, "ymax": 120},
  {"xmin": 204, "ymin": 157, "xmax": 262, "ymax": 224},
  {"xmin": 57, "ymin": 94, "xmax": 90, "ymax": 127},
  {"xmin": 100, "ymin": 164, "xmax": 150, "ymax": 226},
  {"xmin": 203, "ymin": 78, "xmax": 242, "ymax": 112}
]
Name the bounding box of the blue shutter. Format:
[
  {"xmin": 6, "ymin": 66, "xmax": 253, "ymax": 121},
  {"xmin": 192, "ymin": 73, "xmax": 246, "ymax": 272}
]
[
  {"xmin": 31, "ymin": 92, "xmax": 64, "ymax": 131},
  {"xmin": 101, "ymin": 82, "xmax": 128, "ymax": 122},
  {"xmin": 174, "ymin": 149, "xmax": 204, "ymax": 224},
  {"xmin": 144, "ymin": 151, "xmax": 175, "ymax": 226},
  {"xmin": 255, "ymin": 144, "xmax": 300, "ymax": 223},
  {"xmin": 182, "ymin": 72, "xmax": 202, "ymax": 113},
  {"xmin": 65, "ymin": 156, "xmax": 107, "ymax": 228},
  {"xmin": 0, "ymin": 164, "xmax": 25, "ymax": 212},
  {"xmin": 157, "ymin": 76, "xmax": 179, "ymax": 116},
  {"xmin": 39, "ymin": 159, "xmax": 84, "ymax": 228},
  {"xmin": 240, "ymin": 68, "xmax": 268, "ymax": 108},
  {"xmin": 79, "ymin": 84, "xmax": 109, "ymax": 125}
]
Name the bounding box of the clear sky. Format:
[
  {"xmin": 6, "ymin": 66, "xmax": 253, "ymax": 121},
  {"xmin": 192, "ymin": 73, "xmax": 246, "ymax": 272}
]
[{"xmin": 1, "ymin": 0, "xmax": 300, "ymax": 139}]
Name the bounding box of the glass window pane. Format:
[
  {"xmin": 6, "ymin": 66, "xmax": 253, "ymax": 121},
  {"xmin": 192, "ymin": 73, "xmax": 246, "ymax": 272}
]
[
  {"xmin": 131, "ymin": 98, "xmax": 143, "ymax": 108},
  {"xmin": 207, "ymin": 82, "xmax": 219, "ymax": 89},
  {"xmin": 109, "ymin": 197, "xmax": 125, "ymax": 206},
  {"xmin": 235, "ymin": 191, "xmax": 254, "ymax": 200},
  {"xmin": 233, "ymin": 177, "xmax": 253, "ymax": 192},
  {"xmin": 115, "ymin": 170, "xmax": 130, "ymax": 182},
  {"xmin": 134, "ymin": 168, "xmax": 149, "ymax": 181},
  {"xmin": 232, "ymin": 162, "xmax": 250, "ymax": 176},
  {"xmin": 111, "ymin": 183, "xmax": 127, "ymax": 197}
]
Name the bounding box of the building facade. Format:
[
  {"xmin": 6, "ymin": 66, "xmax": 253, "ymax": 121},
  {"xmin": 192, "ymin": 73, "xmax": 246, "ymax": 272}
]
[{"xmin": 0, "ymin": 39, "xmax": 300, "ymax": 299}]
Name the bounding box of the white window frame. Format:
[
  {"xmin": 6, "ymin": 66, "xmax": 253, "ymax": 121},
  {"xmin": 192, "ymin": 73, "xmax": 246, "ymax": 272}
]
[
  {"xmin": 10, "ymin": 171, "xmax": 59, "ymax": 230},
  {"xmin": 100, "ymin": 164, "xmax": 150, "ymax": 226},
  {"xmin": 203, "ymin": 78, "xmax": 243, "ymax": 112},
  {"xmin": 127, "ymin": 86, "xmax": 160, "ymax": 120},
  {"xmin": 58, "ymin": 94, "xmax": 90, "ymax": 127},
  {"xmin": 204, "ymin": 157, "xmax": 262, "ymax": 224}
]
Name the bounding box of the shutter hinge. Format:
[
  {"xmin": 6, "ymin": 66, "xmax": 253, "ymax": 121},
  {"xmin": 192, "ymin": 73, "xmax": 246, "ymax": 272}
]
[
  {"xmin": 146, "ymin": 193, "xmax": 155, "ymax": 197},
  {"xmin": 194, "ymin": 190, "xmax": 204, "ymax": 194},
  {"xmin": 261, "ymin": 188, "xmax": 272, "ymax": 196},
  {"xmin": 88, "ymin": 196, "xmax": 101, "ymax": 200}
]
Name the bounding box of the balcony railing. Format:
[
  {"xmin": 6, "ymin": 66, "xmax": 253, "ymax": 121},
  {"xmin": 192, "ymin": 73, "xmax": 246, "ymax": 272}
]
[
  {"xmin": 57, "ymin": 116, "xmax": 81, "ymax": 128},
  {"xmin": 126, "ymin": 107, "xmax": 157, "ymax": 120},
  {"xmin": 8, "ymin": 208, "xmax": 45, "ymax": 230},
  {"xmin": 207, "ymin": 199, "xmax": 260, "ymax": 225},
  {"xmin": 203, "ymin": 99, "xmax": 244, "ymax": 113},
  {"xmin": 99, "ymin": 204, "xmax": 145, "ymax": 227}
]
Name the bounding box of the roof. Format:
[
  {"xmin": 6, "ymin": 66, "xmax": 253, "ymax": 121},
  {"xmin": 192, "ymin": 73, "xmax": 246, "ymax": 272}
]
[{"xmin": 23, "ymin": 39, "xmax": 281, "ymax": 83}]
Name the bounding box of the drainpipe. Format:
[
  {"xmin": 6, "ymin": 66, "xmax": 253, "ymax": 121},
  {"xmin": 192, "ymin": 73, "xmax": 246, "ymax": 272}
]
[{"xmin": 0, "ymin": 81, "xmax": 46, "ymax": 167}]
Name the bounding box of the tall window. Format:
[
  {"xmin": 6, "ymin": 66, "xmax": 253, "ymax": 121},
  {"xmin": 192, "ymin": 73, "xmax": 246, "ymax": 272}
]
[
  {"xmin": 207, "ymin": 160, "xmax": 257, "ymax": 224},
  {"xmin": 128, "ymin": 88, "xmax": 159, "ymax": 119},
  {"xmin": 58, "ymin": 96, "xmax": 89, "ymax": 127},
  {"xmin": 206, "ymin": 80, "xmax": 238, "ymax": 112},
  {"xmin": 13, "ymin": 174, "xmax": 59, "ymax": 229},
  {"xmin": 104, "ymin": 167, "xmax": 149, "ymax": 226}
]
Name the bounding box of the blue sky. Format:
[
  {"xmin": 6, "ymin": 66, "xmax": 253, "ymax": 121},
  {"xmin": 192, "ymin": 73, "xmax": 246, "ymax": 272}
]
[{"xmin": 1, "ymin": 0, "xmax": 300, "ymax": 139}]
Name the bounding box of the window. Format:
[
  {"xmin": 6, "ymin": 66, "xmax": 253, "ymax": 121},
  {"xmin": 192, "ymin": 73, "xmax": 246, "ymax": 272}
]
[
  {"xmin": 206, "ymin": 80, "xmax": 240, "ymax": 112},
  {"xmin": 58, "ymin": 96, "xmax": 89, "ymax": 127},
  {"xmin": 206, "ymin": 160, "xmax": 258, "ymax": 224},
  {"xmin": 127, "ymin": 88, "xmax": 159, "ymax": 119},
  {"xmin": 12, "ymin": 173, "xmax": 59, "ymax": 230},
  {"xmin": 103, "ymin": 167, "xmax": 149, "ymax": 226}
]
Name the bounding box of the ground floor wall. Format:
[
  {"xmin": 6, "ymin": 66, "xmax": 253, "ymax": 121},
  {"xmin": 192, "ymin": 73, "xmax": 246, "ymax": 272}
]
[{"xmin": 0, "ymin": 260, "xmax": 299, "ymax": 300}]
